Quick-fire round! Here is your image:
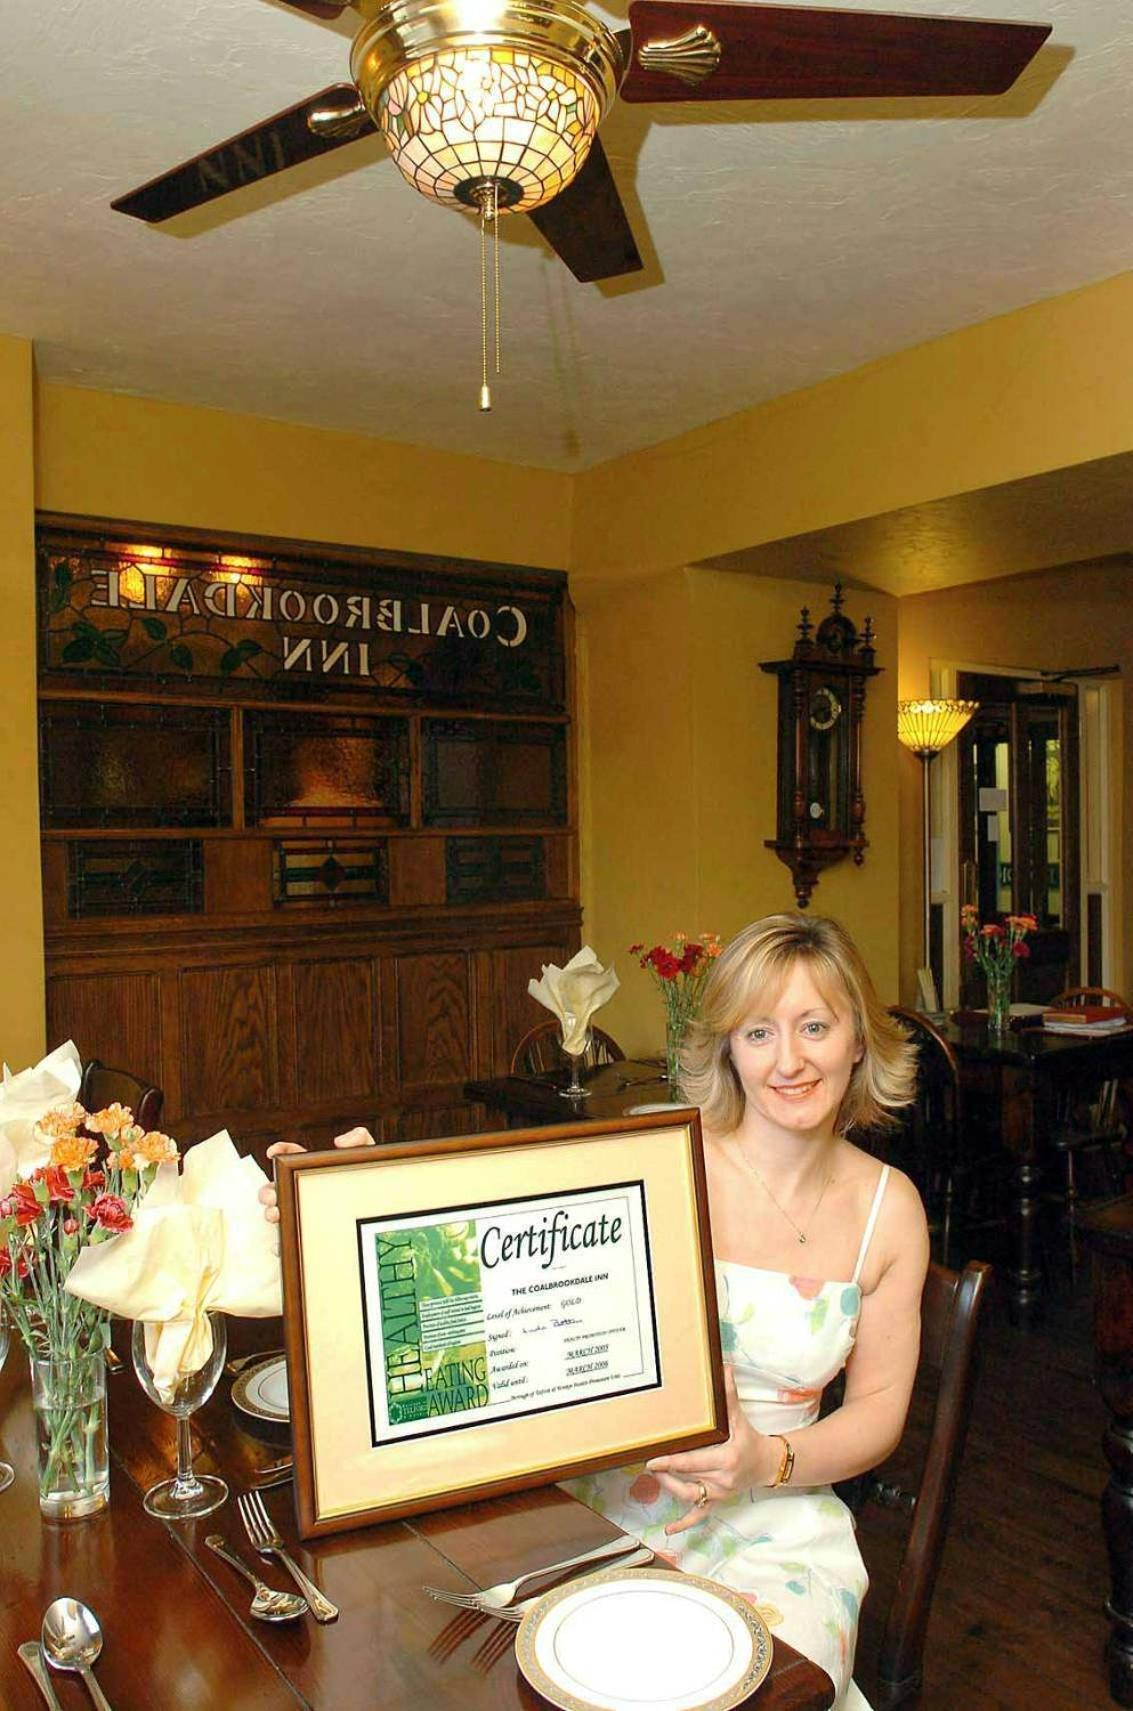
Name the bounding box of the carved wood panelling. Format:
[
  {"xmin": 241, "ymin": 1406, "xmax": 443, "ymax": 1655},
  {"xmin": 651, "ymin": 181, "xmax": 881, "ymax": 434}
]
[
  {"xmin": 395, "ymin": 954, "xmax": 471, "ymax": 1091},
  {"xmin": 180, "ymin": 963, "xmax": 278, "ymax": 1115},
  {"xmin": 45, "ymin": 973, "xmax": 162, "ymax": 1088},
  {"xmin": 394, "ymin": 1103, "xmax": 489, "ymax": 1143},
  {"xmin": 290, "ymin": 958, "xmax": 379, "ymax": 1103}
]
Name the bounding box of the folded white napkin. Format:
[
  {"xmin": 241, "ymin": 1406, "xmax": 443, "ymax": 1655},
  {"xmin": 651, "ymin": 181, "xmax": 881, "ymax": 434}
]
[
  {"xmin": 0, "ymin": 1040, "xmax": 83, "ymax": 1194},
  {"xmin": 66, "ymin": 1130, "xmax": 282, "ymax": 1403},
  {"xmin": 528, "ymin": 946, "xmax": 619, "ymax": 1056}
]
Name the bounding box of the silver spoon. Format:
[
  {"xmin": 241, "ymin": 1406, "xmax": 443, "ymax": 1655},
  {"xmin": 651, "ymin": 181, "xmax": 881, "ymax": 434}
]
[
  {"xmin": 204, "ymin": 1534, "xmax": 308, "ymax": 1621},
  {"xmin": 40, "ymin": 1598, "xmax": 115, "ymax": 1711}
]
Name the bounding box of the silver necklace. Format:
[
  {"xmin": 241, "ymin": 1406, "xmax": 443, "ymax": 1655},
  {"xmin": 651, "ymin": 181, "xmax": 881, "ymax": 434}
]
[{"xmin": 737, "ymin": 1145, "xmax": 834, "ymax": 1245}]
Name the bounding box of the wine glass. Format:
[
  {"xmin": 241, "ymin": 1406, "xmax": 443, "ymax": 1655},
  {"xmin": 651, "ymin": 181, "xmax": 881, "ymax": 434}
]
[
  {"xmin": 559, "ymin": 1021, "xmax": 592, "ymax": 1099},
  {"xmin": 131, "ymin": 1312, "xmax": 228, "ymax": 1519},
  {"xmin": 0, "ymin": 1306, "xmax": 14, "ymax": 1493}
]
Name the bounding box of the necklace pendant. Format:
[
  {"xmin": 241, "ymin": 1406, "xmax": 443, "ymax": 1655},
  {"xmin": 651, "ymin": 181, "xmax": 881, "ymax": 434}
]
[{"xmin": 798, "ymin": 1234, "xmax": 807, "ymax": 1244}]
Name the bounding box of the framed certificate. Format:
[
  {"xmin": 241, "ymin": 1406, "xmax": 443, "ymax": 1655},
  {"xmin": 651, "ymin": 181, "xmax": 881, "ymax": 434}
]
[{"xmin": 276, "ymin": 1110, "xmax": 725, "ymax": 1538}]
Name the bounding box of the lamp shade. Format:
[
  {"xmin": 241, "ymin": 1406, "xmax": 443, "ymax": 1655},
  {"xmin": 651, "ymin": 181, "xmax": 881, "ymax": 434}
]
[
  {"xmin": 351, "ymin": 0, "xmax": 621, "ymax": 214},
  {"xmin": 896, "ymin": 698, "xmax": 979, "ymax": 758}
]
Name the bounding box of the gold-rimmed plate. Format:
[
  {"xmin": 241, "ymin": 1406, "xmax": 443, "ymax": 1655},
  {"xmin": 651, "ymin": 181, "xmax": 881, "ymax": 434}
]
[
  {"xmin": 515, "ymin": 1566, "xmax": 772, "ymax": 1711},
  {"xmin": 231, "ymin": 1354, "xmax": 290, "ymax": 1423}
]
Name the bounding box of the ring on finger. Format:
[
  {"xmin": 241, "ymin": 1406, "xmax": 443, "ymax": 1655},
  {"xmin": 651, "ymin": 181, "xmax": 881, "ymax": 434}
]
[{"xmin": 694, "ymin": 1479, "xmax": 711, "ymax": 1509}]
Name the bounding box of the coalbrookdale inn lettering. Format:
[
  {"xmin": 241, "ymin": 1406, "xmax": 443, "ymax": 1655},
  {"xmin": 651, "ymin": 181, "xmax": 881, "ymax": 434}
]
[{"xmin": 88, "ymin": 565, "xmax": 530, "ymax": 678}]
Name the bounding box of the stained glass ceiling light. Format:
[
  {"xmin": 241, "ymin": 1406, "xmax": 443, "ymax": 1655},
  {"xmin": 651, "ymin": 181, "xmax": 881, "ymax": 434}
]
[
  {"xmin": 896, "ymin": 699, "xmax": 980, "ymax": 759},
  {"xmin": 351, "ymin": 0, "xmax": 622, "ymax": 410},
  {"xmin": 352, "ymin": 0, "xmax": 620, "ymax": 213}
]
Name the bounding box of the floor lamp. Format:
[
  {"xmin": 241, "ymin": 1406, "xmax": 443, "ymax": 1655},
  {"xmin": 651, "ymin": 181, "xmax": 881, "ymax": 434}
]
[{"xmin": 897, "ymin": 698, "xmax": 979, "ymax": 999}]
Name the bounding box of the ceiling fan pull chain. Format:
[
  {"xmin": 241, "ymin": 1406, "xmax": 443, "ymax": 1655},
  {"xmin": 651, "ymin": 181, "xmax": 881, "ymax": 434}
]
[
  {"xmin": 493, "ymin": 181, "xmax": 502, "ymax": 378},
  {"xmin": 479, "ymin": 190, "xmax": 491, "ymax": 413}
]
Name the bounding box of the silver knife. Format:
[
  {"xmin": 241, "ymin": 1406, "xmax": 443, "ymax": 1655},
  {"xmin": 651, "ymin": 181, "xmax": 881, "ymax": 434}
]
[{"xmin": 17, "ymin": 1643, "xmax": 65, "ymax": 1710}]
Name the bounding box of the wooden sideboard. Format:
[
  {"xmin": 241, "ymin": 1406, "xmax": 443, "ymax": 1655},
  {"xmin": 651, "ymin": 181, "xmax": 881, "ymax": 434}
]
[{"xmin": 38, "ymin": 515, "xmax": 580, "ymax": 1154}]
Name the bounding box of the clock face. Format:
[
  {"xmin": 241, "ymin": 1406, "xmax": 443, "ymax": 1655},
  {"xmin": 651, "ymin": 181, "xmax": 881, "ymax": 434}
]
[{"xmin": 808, "ymin": 686, "xmax": 843, "ymax": 732}]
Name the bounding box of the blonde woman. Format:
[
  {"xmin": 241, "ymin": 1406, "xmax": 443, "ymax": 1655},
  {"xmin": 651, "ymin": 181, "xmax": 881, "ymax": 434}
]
[
  {"xmin": 262, "ymin": 912, "xmax": 926, "ymax": 1710},
  {"xmin": 562, "ymin": 913, "xmax": 928, "ymax": 1710}
]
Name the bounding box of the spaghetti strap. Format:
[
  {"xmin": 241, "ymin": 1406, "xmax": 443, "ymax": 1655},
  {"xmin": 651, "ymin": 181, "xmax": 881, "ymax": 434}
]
[{"xmin": 851, "ymin": 1164, "xmax": 891, "ymax": 1284}]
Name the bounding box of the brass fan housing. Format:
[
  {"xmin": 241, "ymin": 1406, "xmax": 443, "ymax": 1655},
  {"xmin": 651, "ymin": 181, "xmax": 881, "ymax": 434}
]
[{"xmin": 350, "ymin": 0, "xmax": 624, "ymax": 211}]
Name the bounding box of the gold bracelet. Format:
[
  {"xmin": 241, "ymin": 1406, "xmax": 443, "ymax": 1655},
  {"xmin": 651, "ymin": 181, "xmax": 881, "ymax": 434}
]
[{"xmin": 769, "ymin": 1435, "xmax": 795, "ymax": 1488}]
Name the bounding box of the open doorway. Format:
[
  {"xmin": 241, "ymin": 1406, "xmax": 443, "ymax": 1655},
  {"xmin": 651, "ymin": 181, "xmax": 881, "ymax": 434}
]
[{"xmin": 955, "ymin": 672, "xmax": 1079, "ymax": 1004}]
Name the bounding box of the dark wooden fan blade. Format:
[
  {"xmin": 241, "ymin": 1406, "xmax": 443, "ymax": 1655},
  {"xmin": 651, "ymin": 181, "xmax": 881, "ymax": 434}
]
[
  {"xmin": 527, "ymin": 137, "xmax": 642, "ymax": 283},
  {"xmin": 619, "ymin": 3, "xmax": 1051, "ymax": 104},
  {"xmin": 111, "ymin": 85, "xmax": 376, "ymax": 223},
  {"xmin": 278, "ymin": 0, "xmax": 352, "ymax": 17}
]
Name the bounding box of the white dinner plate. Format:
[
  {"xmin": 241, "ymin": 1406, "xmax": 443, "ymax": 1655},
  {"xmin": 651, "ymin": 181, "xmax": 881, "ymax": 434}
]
[
  {"xmin": 515, "ymin": 1567, "xmax": 772, "ymax": 1711},
  {"xmin": 231, "ymin": 1355, "xmax": 290, "ymax": 1423}
]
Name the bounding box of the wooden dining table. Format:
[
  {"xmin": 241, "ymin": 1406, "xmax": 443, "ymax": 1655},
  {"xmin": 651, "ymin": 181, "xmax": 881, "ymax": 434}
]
[
  {"xmin": 939, "ymin": 1018, "xmax": 1133, "ymax": 1322},
  {"xmin": 0, "ymin": 1317, "xmax": 835, "ymax": 1711}
]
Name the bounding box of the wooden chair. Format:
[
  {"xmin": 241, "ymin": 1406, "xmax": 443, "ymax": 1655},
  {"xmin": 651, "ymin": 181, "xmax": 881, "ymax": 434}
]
[
  {"xmin": 886, "ymin": 1009, "xmax": 968, "ymax": 1265},
  {"xmin": 1044, "ymin": 987, "xmax": 1130, "ymax": 1267},
  {"xmin": 79, "ymin": 1060, "xmax": 164, "ymax": 1132},
  {"xmin": 849, "ymin": 1258, "xmax": 993, "ymax": 1708},
  {"xmin": 509, "ymin": 1021, "xmax": 625, "ymax": 1078}
]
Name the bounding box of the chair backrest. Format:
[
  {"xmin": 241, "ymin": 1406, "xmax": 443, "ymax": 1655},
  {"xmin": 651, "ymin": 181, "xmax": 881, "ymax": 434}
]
[
  {"xmin": 1050, "ymin": 986, "xmax": 1131, "ymax": 1015},
  {"xmin": 884, "ymin": 1008, "xmax": 964, "ymax": 1202},
  {"xmin": 79, "ymin": 1060, "xmax": 165, "ymax": 1134},
  {"xmin": 859, "ymin": 1258, "xmax": 992, "ymax": 1708},
  {"xmin": 509, "ymin": 1021, "xmax": 625, "ymax": 1077}
]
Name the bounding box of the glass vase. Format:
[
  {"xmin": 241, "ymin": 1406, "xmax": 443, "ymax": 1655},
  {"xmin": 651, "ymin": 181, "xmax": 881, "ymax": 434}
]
[
  {"xmin": 985, "ymin": 965, "xmax": 1013, "ymax": 1037},
  {"xmin": 664, "ymin": 1014, "xmax": 686, "ymax": 1101},
  {"xmin": 30, "ymin": 1352, "xmax": 109, "ymax": 1521}
]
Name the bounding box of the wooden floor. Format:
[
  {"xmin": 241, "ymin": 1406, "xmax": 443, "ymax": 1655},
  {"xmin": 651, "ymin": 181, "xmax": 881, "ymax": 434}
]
[{"xmin": 855, "ymin": 1225, "xmax": 1115, "ymax": 1710}]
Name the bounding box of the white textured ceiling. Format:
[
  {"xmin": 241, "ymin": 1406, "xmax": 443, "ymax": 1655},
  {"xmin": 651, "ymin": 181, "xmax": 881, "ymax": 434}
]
[{"xmin": 1, "ymin": 0, "xmax": 1127, "ymax": 472}]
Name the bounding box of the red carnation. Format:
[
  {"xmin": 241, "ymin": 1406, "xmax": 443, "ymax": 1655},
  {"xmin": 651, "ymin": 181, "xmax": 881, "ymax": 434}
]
[
  {"xmin": 648, "ymin": 949, "xmax": 682, "ymax": 980},
  {"xmin": 43, "ymin": 1165, "xmax": 74, "ymax": 1204},
  {"xmin": 90, "ymin": 1193, "xmax": 132, "ymax": 1234},
  {"xmin": 9, "ymin": 1181, "xmax": 43, "ymax": 1227},
  {"xmin": 82, "ymin": 1169, "xmax": 106, "ymax": 1192},
  {"xmin": 679, "ymin": 944, "xmax": 703, "ymax": 976},
  {"xmin": 62, "ymin": 1216, "xmax": 80, "ymax": 1237},
  {"xmin": 1012, "ymin": 940, "xmax": 1030, "ymax": 959},
  {"xmin": 0, "ymin": 1247, "xmax": 11, "ymax": 1278}
]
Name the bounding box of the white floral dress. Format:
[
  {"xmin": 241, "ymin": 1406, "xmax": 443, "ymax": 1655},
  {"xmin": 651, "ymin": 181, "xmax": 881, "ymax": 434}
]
[{"xmin": 562, "ymin": 1165, "xmax": 891, "ymax": 1711}]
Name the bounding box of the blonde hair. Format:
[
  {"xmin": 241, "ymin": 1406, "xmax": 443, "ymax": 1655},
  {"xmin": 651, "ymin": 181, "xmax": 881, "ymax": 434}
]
[{"xmin": 681, "ymin": 912, "xmax": 916, "ymax": 1136}]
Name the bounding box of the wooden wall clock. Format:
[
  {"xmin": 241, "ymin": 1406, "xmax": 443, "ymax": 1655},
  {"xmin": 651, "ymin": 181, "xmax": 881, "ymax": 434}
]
[{"xmin": 760, "ymin": 586, "xmax": 879, "ymax": 908}]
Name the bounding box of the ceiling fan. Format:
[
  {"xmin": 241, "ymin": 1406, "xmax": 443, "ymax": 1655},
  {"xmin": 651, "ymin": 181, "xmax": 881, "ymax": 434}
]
[{"xmin": 114, "ymin": 0, "xmax": 1050, "ymax": 284}]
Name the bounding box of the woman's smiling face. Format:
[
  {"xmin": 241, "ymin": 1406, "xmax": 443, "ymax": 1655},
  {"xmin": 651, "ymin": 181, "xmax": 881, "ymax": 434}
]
[{"xmin": 728, "ymin": 958, "xmax": 863, "ymax": 1142}]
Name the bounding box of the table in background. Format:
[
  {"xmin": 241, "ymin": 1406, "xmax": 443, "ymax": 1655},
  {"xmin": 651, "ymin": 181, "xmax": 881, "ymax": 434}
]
[
  {"xmin": 465, "ymin": 1059, "xmax": 679, "ymax": 1127},
  {"xmin": 938, "ymin": 1020, "xmax": 1133, "ymax": 1322},
  {"xmin": 0, "ymin": 1320, "xmax": 835, "ymax": 1711}
]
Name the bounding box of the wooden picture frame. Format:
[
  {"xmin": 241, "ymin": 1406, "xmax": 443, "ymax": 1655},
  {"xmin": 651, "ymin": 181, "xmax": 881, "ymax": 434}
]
[{"xmin": 276, "ymin": 1110, "xmax": 726, "ymax": 1539}]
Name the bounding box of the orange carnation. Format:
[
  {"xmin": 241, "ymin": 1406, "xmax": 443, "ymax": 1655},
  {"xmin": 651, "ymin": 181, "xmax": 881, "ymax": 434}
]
[
  {"xmin": 84, "ymin": 1102, "xmax": 135, "ymax": 1140},
  {"xmin": 135, "ymin": 1130, "xmax": 177, "ymax": 1166},
  {"xmin": 49, "ymin": 1133, "xmax": 97, "ymax": 1172},
  {"xmin": 36, "ymin": 1103, "xmax": 88, "ymax": 1139}
]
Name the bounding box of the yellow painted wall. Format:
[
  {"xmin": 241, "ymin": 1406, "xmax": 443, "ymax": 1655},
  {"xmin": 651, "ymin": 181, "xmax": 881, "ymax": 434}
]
[
  {"xmin": 579, "ymin": 569, "xmax": 900, "ymax": 1055},
  {"xmin": 571, "ymin": 270, "xmax": 1133, "ymax": 582},
  {"xmin": 36, "ymin": 386, "xmax": 574, "ymax": 571},
  {"xmin": 897, "ymin": 560, "xmax": 1131, "ymax": 1001},
  {"xmin": 9, "ymin": 271, "xmax": 1133, "ymax": 1070},
  {"xmin": 0, "ymin": 339, "xmax": 44, "ymax": 1065}
]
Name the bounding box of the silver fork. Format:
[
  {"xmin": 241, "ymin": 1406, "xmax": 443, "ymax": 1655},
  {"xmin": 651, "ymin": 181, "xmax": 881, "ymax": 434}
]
[
  {"xmin": 489, "ymin": 1545, "xmax": 655, "ymax": 1621},
  {"xmin": 423, "ymin": 1532, "xmax": 643, "ymax": 1612},
  {"xmin": 237, "ymin": 1490, "xmax": 340, "ymax": 1623}
]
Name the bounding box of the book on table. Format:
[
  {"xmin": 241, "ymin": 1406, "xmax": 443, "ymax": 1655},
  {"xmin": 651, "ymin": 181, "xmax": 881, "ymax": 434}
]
[{"xmin": 1042, "ymin": 1007, "xmax": 1129, "ymax": 1033}]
